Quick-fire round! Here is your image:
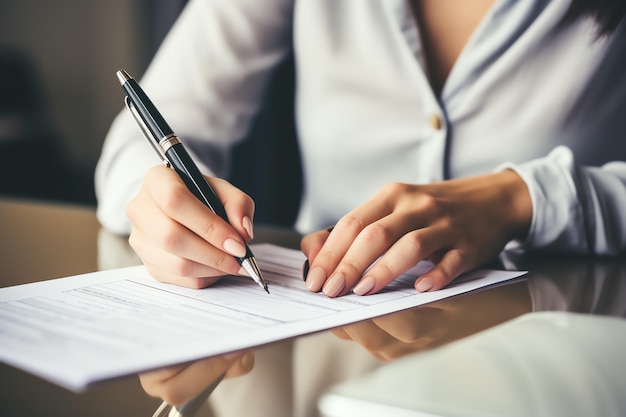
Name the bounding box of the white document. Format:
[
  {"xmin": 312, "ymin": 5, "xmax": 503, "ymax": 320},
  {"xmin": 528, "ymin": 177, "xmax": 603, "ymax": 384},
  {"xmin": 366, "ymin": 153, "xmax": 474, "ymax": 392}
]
[{"xmin": 0, "ymin": 244, "xmax": 525, "ymax": 391}]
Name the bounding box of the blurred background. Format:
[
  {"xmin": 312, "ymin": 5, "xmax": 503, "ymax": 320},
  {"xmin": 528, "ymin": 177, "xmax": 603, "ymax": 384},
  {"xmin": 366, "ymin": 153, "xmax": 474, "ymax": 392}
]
[
  {"xmin": 0, "ymin": 0, "xmax": 301, "ymax": 226},
  {"xmin": 0, "ymin": 1, "xmax": 183, "ymax": 206}
]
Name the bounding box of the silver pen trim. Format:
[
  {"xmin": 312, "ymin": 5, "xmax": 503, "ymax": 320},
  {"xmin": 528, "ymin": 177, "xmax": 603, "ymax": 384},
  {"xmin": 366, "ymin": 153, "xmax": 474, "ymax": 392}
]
[
  {"xmin": 241, "ymin": 257, "xmax": 269, "ymax": 294},
  {"xmin": 116, "ymin": 69, "xmax": 131, "ymax": 85},
  {"xmin": 159, "ymin": 133, "xmax": 182, "ymax": 153}
]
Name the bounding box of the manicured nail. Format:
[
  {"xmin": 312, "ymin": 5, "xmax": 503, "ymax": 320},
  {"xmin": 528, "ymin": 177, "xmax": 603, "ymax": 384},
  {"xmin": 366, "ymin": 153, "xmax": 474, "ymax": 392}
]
[
  {"xmin": 243, "ymin": 216, "xmax": 254, "ymax": 240},
  {"xmin": 415, "ymin": 277, "xmax": 433, "ymax": 292},
  {"xmin": 302, "ymin": 259, "xmax": 310, "ymax": 281},
  {"xmin": 305, "ymin": 266, "xmax": 326, "ymax": 292},
  {"xmin": 240, "ymin": 350, "xmax": 254, "ymax": 368},
  {"xmin": 223, "ymin": 238, "xmax": 246, "ymax": 258},
  {"xmin": 323, "ymin": 274, "xmax": 346, "ymax": 298},
  {"xmin": 353, "ymin": 276, "xmax": 375, "ymax": 296}
]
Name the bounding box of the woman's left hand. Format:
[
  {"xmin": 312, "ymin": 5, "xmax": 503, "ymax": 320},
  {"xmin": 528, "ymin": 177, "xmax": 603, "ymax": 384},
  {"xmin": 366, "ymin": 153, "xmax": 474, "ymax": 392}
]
[
  {"xmin": 301, "ymin": 170, "xmax": 531, "ymax": 297},
  {"xmin": 331, "ymin": 281, "xmax": 531, "ymax": 360}
]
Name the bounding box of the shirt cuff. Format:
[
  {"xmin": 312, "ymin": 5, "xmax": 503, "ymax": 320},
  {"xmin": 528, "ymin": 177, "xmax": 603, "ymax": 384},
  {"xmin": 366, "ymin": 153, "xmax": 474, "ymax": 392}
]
[{"xmin": 495, "ymin": 146, "xmax": 587, "ymax": 251}]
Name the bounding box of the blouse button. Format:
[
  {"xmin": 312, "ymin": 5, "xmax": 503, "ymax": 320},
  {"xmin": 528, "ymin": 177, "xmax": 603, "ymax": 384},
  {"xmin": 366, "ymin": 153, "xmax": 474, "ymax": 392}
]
[{"xmin": 429, "ymin": 114, "xmax": 442, "ymax": 130}]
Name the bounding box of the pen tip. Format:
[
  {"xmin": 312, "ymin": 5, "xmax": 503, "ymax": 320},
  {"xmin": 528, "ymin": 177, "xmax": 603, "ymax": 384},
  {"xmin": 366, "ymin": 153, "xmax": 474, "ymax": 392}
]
[{"xmin": 116, "ymin": 69, "xmax": 132, "ymax": 86}]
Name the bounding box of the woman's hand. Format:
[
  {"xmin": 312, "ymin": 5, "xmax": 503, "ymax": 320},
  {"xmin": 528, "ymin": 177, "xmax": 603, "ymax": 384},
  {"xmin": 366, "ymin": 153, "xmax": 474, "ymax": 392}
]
[
  {"xmin": 331, "ymin": 308, "xmax": 447, "ymax": 362},
  {"xmin": 126, "ymin": 165, "xmax": 256, "ymax": 288},
  {"xmin": 331, "ymin": 281, "xmax": 531, "ymax": 360},
  {"xmin": 139, "ymin": 350, "xmax": 254, "ymax": 406},
  {"xmin": 301, "ymin": 170, "xmax": 531, "ymax": 297}
]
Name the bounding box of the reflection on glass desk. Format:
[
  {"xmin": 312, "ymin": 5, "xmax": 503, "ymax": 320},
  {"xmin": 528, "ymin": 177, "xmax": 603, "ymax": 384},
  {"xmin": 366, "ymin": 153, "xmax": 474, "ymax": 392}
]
[
  {"xmin": 2, "ymin": 198, "xmax": 626, "ymax": 417},
  {"xmin": 318, "ymin": 253, "xmax": 626, "ymax": 417}
]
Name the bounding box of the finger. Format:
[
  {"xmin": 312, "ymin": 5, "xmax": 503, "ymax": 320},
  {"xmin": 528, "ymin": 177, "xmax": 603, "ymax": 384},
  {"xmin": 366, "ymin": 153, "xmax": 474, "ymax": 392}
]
[
  {"xmin": 352, "ymin": 225, "xmax": 447, "ymax": 296},
  {"xmin": 128, "ymin": 188, "xmax": 244, "ymax": 278},
  {"xmin": 329, "ymin": 327, "xmax": 353, "ymax": 340},
  {"xmin": 374, "ymin": 341, "xmax": 429, "ymax": 362},
  {"xmin": 143, "ymin": 258, "xmax": 222, "ymax": 289},
  {"xmin": 371, "ymin": 308, "xmax": 445, "ymax": 343},
  {"xmin": 224, "ymin": 350, "xmax": 255, "ymax": 377},
  {"xmin": 306, "ymin": 203, "xmax": 394, "ymax": 293},
  {"xmin": 321, "ymin": 216, "xmax": 411, "ymax": 297},
  {"xmin": 340, "ymin": 322, "xmax": 397, "ymax": 362},
  {"xmin": 129, "ymin": 223, "xmax": 243, "ymax": 280},
  {"xmin": 140, "ymin": 363, "xmax": 187, "ymax": 387},
  {"xmin": 140, "ymin": 354, "xmax": 242, "ymax": 406},
  {"xmin": 414, "ymin": 248, "xmax": 470, "ymax": 292},
  {"xmin": 143, "ymin": 167, "xmax": 250, "ymax": 260},
  {"xmin": 139, "ymin": 364, "xmax": 189, "ymax": 402},
  {"xmin": 300, "ymin": 227, "xmax": 333, "ymax": 264},
  {"xmin": 300, "ymin": 227, "xmax": 334, "ymax": 281},
  {"xmin": 210, "ymin": 177, "xmax": 256, "ymax": 241}
]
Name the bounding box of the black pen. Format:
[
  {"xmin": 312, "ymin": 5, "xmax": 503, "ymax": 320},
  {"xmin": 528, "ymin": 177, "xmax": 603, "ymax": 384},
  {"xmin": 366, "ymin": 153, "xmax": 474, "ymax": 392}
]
[{"xmin": 116, "ymin": 69, "xmax": 268, "ymax": 294}]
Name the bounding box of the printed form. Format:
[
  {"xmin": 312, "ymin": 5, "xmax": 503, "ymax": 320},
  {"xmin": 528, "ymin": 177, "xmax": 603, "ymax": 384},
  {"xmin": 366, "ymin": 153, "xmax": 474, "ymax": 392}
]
[{"xmin": 0, "ymin": 244, "xmax": 525, "ymax": 391}]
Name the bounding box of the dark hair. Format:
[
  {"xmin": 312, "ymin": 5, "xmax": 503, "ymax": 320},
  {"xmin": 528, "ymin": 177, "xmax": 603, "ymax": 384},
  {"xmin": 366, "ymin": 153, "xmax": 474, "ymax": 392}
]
[{"xmin": 566, "ymin": 0, "xmax": 626, "ymax": 35}]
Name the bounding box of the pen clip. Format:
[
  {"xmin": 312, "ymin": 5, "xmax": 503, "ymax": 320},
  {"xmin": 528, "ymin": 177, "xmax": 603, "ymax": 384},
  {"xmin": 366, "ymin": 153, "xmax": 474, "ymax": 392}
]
[{"xmin": 124, "ymin": 96, "xmax": 171, "ymax": 168}]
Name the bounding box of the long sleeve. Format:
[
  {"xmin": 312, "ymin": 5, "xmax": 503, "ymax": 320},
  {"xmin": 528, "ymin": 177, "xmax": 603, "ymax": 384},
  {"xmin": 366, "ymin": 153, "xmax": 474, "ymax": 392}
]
[
  {"xmin": 505, "ymin": 146, "xmax": 626, "ymax": 254},
  {"xmin": 95, "ymin": 0, "xmax": 293, "ymax": 234},
  {"xmin": 97, "ymin": 0, "xmax": 626, "ymax": 246}
]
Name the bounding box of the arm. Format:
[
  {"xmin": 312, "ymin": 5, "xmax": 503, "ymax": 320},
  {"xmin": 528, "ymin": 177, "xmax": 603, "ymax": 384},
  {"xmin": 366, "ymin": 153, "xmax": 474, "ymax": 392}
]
[
  {"xmin": 301, "ymin": 147, "xmax": 626, "ymax": 297},
  {"xmin": 96, "ymin": 0, "xmax": 294, "ymax": 234}
]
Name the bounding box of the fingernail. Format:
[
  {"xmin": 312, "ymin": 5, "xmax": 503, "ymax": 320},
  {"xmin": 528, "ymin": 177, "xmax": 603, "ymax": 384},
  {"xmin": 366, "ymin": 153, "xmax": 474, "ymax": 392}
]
[
  {"xmin": 415, "ymin": 277, "xmax": 433, "ymax": 292},
  {"xmin": 243, "ymin": 216, "xmax": 254, "ymax": 240},
  {"xmin": 305, "ymin": 266, "xmax": 326, "ymax": 292},
  {"xmin": 223, "ymin": 238, "xmax": 246, "ymax": 258},
  {"xmin": 323, "ymin": 274, "xmax": 345, "ymax": 298},
  {"xmin": 238, "ymin": 267, "xmax": 250, "ymax": 276},
  {"xmin": 302, "ymin": 259, "xmax": 310, "ymax": 281},
  {"xmin": 240, "ymin": 350, "xmax": 254, "ymax": 368},
  {"xmin": 353, "ymin": 276, "xmax": 375, "ymax": 296}
]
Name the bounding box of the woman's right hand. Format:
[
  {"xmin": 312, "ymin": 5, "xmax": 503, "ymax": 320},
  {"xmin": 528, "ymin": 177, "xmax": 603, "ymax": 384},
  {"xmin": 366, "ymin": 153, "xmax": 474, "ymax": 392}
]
[
  {"xmin": 126, "ymin": 165, "xmax": 256, "ymax": 288},
  {"xmin": 139, "ymin": 350, "xmax": 254, "ymax": 406}
]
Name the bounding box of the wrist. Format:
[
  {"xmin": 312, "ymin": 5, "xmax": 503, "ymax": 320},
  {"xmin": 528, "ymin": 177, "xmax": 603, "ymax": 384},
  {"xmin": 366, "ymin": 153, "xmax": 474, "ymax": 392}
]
[{"xmin": 497, "ymin": 169, "xmax": 532, "ymax": 241}]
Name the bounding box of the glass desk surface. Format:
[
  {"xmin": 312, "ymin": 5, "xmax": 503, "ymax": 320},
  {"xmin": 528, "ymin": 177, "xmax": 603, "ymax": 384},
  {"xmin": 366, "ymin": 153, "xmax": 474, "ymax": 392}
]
[{"xmin": 1, "ymin": 198, "xmax": 624, "ymax": 417}]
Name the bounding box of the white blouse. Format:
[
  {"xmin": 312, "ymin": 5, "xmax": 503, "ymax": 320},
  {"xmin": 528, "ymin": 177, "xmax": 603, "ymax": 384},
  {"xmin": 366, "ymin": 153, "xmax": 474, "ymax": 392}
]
[{"xmin": 96, "ymin": 0, "xmax": 626, "ymax": 255}]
